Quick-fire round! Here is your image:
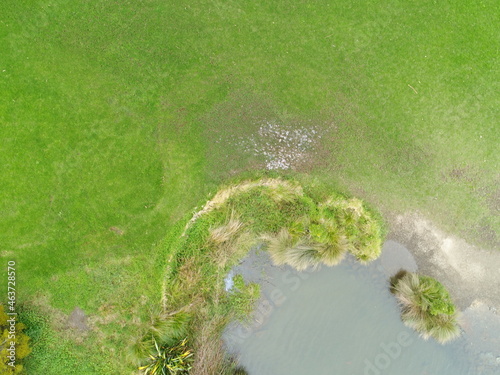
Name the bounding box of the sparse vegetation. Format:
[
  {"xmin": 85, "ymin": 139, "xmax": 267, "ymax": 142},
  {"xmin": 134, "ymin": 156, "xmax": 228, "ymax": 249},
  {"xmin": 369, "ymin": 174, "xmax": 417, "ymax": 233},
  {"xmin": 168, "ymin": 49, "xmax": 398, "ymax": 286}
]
[
  {"xmin": 228, "ymin": 275, "xmax": 261, "ymax": 322},
  {"xmin": 390, "ymin": 271, "xmax": 461, "ymax": 344}
]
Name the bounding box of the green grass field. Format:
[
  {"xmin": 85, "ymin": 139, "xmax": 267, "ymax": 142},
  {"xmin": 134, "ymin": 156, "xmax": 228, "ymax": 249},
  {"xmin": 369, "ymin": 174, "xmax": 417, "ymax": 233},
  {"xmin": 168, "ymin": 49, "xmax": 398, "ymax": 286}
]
[{"xmin": 1, "ymin": 0, "xmax": 498, "ymax": 373}]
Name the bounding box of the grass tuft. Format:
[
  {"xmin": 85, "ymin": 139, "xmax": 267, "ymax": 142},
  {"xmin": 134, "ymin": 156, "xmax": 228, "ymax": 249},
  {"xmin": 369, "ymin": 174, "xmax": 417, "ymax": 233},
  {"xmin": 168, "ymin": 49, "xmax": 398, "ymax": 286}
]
[
  {"xmin": 208, "ymin": 214, "xmax": 245, "ymax": 245},
  {"xmin": 391, "ymin": 272, "xmax": 460, "ymax": 344}
]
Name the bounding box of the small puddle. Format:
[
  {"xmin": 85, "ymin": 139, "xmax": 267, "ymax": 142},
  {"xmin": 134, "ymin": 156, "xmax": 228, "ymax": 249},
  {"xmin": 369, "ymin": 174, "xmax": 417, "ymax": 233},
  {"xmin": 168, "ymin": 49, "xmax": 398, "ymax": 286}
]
[{"xmin": 223, "ymin": 242, "xmax": 500, "ymax": 375}]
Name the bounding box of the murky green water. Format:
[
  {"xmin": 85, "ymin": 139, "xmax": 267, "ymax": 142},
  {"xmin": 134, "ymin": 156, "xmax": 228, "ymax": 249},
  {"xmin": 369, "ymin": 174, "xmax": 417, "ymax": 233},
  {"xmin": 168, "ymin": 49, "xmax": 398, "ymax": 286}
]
[{"xmin": 224, "ymin": 242, "xmax": 498, "ymax": 375}]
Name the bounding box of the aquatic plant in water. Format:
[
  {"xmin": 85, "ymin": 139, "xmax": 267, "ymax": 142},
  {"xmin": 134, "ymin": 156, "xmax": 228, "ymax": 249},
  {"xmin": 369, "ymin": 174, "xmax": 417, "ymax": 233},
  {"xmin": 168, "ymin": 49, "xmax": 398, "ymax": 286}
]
[{"xmin": 390, "ymin": 271, "xmax": 460, "ymax": 344}]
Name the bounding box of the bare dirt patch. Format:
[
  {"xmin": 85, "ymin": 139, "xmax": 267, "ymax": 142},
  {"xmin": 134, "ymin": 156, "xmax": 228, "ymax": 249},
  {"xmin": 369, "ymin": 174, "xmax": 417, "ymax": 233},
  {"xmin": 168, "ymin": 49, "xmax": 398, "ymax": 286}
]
[{"xmin": 67, "ymin": 306, "xmax": 90, "ymax": 331}]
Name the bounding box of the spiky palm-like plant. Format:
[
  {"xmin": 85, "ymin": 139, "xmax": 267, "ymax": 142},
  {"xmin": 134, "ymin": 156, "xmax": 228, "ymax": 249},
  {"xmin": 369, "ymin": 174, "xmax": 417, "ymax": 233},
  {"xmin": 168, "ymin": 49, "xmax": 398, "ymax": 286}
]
[
  {"xmin": 391, "ymin": 272, "xmax": 460, "ymax": 344},
  {"xmin": 130, "ymin": 312, "xmax": 194, "ymax": 374},
  {"xmin": 139, "ymin": 337, "xmax": 193, "ymax": 375}
]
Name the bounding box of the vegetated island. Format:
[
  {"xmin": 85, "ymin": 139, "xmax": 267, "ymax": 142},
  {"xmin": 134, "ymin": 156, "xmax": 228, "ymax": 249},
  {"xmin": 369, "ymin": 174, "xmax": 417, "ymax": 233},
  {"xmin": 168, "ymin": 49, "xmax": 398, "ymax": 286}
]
[
  {"xmin": 390, "ymin": 270, "xmax": 461, "ymax": 344},
  {"xmin": 130, "ymin": 177, "xmax": 460, "ymax": 375}
]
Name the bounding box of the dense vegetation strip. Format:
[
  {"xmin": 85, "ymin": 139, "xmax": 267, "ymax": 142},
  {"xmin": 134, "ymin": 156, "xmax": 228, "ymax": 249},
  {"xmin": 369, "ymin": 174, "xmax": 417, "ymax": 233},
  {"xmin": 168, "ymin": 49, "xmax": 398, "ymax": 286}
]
[{"xmin": 133, "ymin": 178, "xmax": 384, "ymax": 374}]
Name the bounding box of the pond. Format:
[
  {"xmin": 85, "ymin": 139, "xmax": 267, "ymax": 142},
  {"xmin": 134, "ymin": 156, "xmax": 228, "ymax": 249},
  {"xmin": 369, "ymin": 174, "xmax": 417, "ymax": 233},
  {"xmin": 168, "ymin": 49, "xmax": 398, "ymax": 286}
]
[{"xmin": 223, "ymin": 241, "xmax": 499, "ymax": 375}]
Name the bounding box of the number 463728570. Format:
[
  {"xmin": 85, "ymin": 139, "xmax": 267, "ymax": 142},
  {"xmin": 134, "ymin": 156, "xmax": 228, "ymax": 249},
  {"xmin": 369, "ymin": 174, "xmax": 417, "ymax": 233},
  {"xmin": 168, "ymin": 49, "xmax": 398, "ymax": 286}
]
[{"xmin": 7, "ymin": 261, "xmax": 16, "ymax": 308}]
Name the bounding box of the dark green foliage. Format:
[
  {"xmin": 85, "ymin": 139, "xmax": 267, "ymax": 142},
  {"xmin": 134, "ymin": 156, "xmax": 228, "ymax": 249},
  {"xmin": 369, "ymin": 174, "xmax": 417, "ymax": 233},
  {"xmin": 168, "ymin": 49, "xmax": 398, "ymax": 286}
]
[
  {"xmin": 389, "ymin": 269, "xmax": 409, "ymax": 294},
  {"xmin": 233, "ymin": 366, "xmax": 249, "ymax": 374},
  {"xmin": 417, "ymin": 276, "xmax": 456, "ymax": 316}
]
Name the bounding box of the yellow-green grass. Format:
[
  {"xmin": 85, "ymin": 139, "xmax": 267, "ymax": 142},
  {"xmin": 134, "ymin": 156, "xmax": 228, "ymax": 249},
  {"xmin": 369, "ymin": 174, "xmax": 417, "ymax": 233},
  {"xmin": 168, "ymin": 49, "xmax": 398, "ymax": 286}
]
[{"xmin": 1, "ymin": 0, "xmax": 498, "ymax": 373}]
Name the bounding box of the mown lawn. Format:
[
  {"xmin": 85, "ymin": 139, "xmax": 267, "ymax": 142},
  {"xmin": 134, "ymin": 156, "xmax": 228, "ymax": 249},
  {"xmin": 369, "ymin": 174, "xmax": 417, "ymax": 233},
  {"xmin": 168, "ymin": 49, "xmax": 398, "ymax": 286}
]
[{"xmin": 1, "ymin": 0, "xmax": 498, "ymax": 373}]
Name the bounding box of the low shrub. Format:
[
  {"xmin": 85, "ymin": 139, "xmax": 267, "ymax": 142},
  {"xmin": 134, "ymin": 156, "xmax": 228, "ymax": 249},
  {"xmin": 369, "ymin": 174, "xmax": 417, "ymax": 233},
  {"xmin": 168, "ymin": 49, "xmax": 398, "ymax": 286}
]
[{"xmin": 0, "ymin": 304, "xmax": 32, "ymax": 374}]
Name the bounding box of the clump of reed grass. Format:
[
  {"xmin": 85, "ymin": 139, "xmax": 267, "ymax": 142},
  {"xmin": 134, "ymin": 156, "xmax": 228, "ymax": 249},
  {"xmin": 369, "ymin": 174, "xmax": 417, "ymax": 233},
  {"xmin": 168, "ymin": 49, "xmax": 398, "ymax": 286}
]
[
  {"xmin": 280, "ymin": 245, "xmax": 323, "ymax": 271},
  {"xmin": 190, "ymin": 315, "xmax": 231, "ymax": 375},
  {"xmin": 262, "ymin": 216, "xmax": 350, "ymax": 270},
  {"xmin": 391, "ymin": 271, "xmax": 460, "ymax": 344},
  {"xmin": 212, "ymin": 231, "xmax": 254, "ymax": 269},
  {"xmin": 261, "ymin": 228, "xmax": 300, "ymax": 266},
  {"xmin": 320, "ymin": 197, "xmax": 382, "ymax": 263},
  {"xmin": 208, "ymin": 214, "xmax": 244, "ymax": 245}
]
